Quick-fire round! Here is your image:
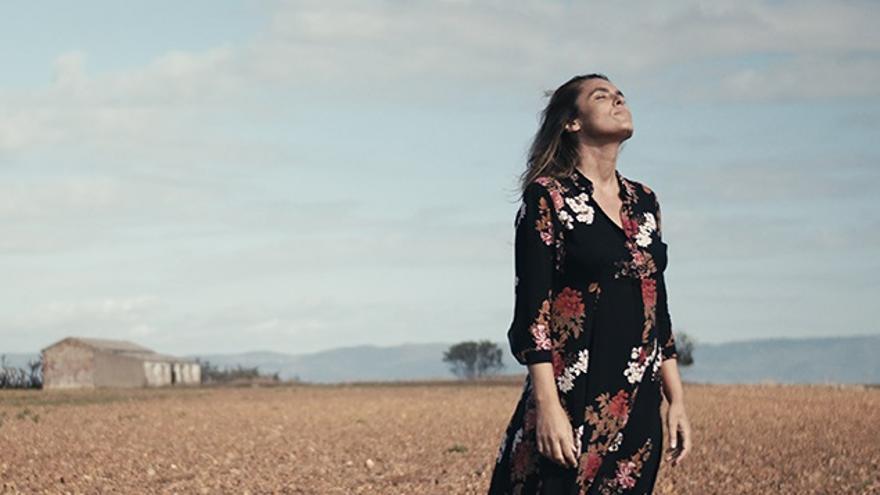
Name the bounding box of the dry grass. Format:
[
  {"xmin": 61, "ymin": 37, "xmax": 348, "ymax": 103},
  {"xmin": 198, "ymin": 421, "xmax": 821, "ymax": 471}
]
[{"xmin": 1, "ymin": 379, "xmax": 878, "ymax": 494}]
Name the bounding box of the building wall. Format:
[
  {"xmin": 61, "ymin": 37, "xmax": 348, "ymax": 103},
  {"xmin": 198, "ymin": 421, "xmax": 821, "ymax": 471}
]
[
  {"xmin": 188, "ymin": 363, "xmax": 201, "ymax": 384},
  {"xmin": 93, "ymin": 352, "xmax": 146, "ymax": 388},
  {"xmin": 178, "ymin": 363, "xmax": 201, "ymax": 385},
  {"xmin": 169, "ymin": 362, "xmax": 201, "ymax": 385},
  {"xmin": 40, "ymin": 338, "xmax": 202, "ymax": 389},
  {"xmin": 143, "ymin": 361, "xmax": 172, "ymax": 387},
  {"xmin": 42, "ymin": 344, "xmax": 95, "ymax": 389}
]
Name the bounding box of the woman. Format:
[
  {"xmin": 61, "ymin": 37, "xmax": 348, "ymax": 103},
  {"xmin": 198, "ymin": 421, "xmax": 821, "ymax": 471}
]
[{"xmin": 488, "ymin": 74, "xmax": 692, "ymax": 495}]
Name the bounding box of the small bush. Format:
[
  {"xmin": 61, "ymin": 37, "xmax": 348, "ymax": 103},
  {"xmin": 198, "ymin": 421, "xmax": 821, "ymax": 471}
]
[
  {"xmin": 0, "ymin": 355, "xmax": 43, "ymax": 389},
  {"xmin": 194, "ymin": 358, "xmax": 282, "ymax": 385}
]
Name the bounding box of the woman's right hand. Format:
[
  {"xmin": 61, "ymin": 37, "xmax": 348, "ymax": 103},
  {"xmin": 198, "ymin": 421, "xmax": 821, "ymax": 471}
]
[{"xmin": 535, "ymin": 399, "xmax": 579, "ymax": 469}]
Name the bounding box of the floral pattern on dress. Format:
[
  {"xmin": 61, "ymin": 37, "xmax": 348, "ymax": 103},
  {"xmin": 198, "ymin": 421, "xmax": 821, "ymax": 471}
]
[
  {"xmin": 551, "ymin": 286, "xmax": 586, "ymax": 344},
  {"xmin": 595, "ymin": 438, "xmax": 654, "ymax": 495},
  {"xmin": 556, "ymin": 348, "xmax": 589, "ymax": 393},
  {"xmin": 535, "ymin": 195, "xmax": 555, "ymax": 247},
  {"xmin": 527, "ymin": 299, "xmax": 554, "ymax": 353},
  {"xmin": 607, "ymin": 431, "xmax": 624, "ymax": 453},
  {"xmin": 534, "ymin": 176, "xmax": 569, "ymax": 271},
  {"xmin": 576, "ymin": 388, "xmax": 634, "ymax": 488},
  {"xmin": 649, "ymin": 338, "xmax": 663, "ymax": 382},
  {"xmin": 614, "ymin": 219, "xmax": 661, "ymax": 281},
  {"xmin": 491, "ymin": 169, "xmax": 675, "ymax": 495},
  {"xmin": 573, "ymin": 423, "xmax": 586, "ymax": 455},
  {"xmin": 565, "ymin": 192, "xmax": 596, "ymax": 224},
  {"xmin": 590, "ymin": 390, "xmax": 630, "ymax": 446},
  {"xmin": 509, "ymin": 391, "xmax": 540, "ymax": 484},
  {"xmin": 558, "ymin": 209, "xmax": 575, "ymax": 230},
  {"xmin": 624, "ymin": 345, "xmax": 648, "ymax": 385},
  {"xmin": 634, "ymin": 212, "xmax": 657, "ymax": 248}
]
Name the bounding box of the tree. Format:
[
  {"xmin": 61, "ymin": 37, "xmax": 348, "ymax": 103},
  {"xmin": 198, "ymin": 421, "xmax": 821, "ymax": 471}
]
[
  {"xmin": 673, "ymin": 330, "xmax": 695, "ymax": 366},
  {"xmin": 193, "ymin": 358, "xmax": 282, "ymax": 385},
  {"xmin": 0, "ymin": 355, "xmax": 42, "ymax": 389},
  {"xmin": 443, "ymin": 340, "xmax": 504, "ymax": 379}
]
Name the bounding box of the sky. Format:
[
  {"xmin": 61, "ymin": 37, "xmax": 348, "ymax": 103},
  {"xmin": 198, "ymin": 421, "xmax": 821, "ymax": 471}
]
[{"xmin": 2, "ymin": 0, "xmax": 878, "ymax": 356}]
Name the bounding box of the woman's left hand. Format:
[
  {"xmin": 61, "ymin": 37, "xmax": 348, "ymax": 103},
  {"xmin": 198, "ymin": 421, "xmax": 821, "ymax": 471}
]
[{"xmin": 665, "ymin": 401, "xmax": 691, "ymax": 466}]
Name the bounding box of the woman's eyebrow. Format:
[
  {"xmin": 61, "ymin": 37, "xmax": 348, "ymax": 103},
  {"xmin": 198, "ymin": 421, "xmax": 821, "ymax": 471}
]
[{"xmin": 588, "ymin": 87, "xmax": 625, "ymax": 98}]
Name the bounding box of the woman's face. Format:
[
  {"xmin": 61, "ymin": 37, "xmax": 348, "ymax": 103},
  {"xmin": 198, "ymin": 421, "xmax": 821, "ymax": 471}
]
[{"xmin": 566, "ymin": 79, "xmax": 633, "ymax": 143}]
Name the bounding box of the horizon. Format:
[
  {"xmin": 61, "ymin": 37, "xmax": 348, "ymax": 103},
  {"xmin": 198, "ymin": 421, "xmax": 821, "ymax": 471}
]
[{"xmin": 5, "ymin": 331, "xmax": 880, "ymax": 357}]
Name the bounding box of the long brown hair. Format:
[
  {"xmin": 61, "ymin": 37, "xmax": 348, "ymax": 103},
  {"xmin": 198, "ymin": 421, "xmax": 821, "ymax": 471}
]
[{"xmin": 518, "ymin": 73, "xmax": 611, "ymax": 198}]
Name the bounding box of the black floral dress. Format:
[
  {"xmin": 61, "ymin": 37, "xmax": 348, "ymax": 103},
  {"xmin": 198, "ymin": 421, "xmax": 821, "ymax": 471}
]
[{"xmin": 488, "ymin": 168, "xmax": 678, "ymax": 495}]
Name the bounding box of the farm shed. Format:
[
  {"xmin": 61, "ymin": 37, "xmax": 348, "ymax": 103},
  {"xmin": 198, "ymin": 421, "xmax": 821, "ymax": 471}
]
[{"xmin": 41, "ymin": 337, "xmax": 201, "ymax": 389}]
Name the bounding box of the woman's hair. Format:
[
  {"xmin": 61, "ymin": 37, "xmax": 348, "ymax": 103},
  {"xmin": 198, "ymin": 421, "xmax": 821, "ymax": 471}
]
[{"xmin": 519, "ymin": 73, "xmax": 611, "ymax": 197}]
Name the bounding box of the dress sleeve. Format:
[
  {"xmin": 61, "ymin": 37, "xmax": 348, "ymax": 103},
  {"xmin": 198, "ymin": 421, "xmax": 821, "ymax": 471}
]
[
  {"xmin": 656, "ymin": 272, "xmax": 679, "ymax": 361},
  {"xmin": 653, "ymin": 191, "xmax": 679, "ymax": 361},
  {"xmin": 507, "ymin": 181, "xmax": 557, "ymax": 366}
]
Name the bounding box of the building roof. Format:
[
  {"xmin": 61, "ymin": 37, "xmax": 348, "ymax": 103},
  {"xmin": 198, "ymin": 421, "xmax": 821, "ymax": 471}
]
[
  {"xmin": 67, "ymin": 337, "xmax": 153, "ymax": 353},
  {"xmin": 41, "ymin": 337, "xmax": 197, "ymax": 363}
]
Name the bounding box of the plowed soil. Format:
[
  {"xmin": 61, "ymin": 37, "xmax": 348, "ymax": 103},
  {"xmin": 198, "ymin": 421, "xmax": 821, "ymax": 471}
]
[{"xmin": 1, "ymin": 379, "xmax": 878, "ymax": 494}]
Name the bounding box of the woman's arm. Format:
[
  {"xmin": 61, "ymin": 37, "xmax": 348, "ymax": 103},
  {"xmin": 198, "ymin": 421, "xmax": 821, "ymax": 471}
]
[
  {"xmin": 660, "ymin": 358, "xmax": 684, "ymax": 404},
  {"xmin": 652, "ymin": 189, "xmax": 692, "ymax": 466},
  {"xmin": 661, "ymin": 358, "xmax": 691, "ymax": 466},
  {"xmin": 529, "ymin": 362, "xmax": 578, "ymax": 469},
  {"xmin": 507, "ymin": 181, "xmax": 577, "ymax": 469},
  {"xmin": 657, "ymin": 273, "xmax": 690, "ymax": 466},
  {"xmin": 507, "ymin": 182, "xmax": 557, "ymax": 366}
]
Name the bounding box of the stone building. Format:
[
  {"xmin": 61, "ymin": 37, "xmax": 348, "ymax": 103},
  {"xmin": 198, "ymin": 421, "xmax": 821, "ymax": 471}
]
[{"xmin": 41, "ymin": 337, "xmax": 201, "ymax": 389}]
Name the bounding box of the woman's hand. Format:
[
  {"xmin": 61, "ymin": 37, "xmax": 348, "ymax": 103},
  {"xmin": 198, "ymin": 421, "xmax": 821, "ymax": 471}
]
[
  {"xmin": 535, "ymin": 400, "xmax": 579, "ymax": 469},
  {"xmin": 665, "ymin": 400, "xmax": 691, "ymax": 466}
]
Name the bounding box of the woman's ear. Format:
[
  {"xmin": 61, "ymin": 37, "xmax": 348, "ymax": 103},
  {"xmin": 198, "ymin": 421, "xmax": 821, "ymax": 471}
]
[{"xmin": 564, "ymin": 119, "xmax": 581, "ymax": 133}]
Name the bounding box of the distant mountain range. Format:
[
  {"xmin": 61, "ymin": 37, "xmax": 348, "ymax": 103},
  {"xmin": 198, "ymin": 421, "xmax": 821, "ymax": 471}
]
[
  {"xmin": 676, "ymin": 334, "xmax": 880, "ymax": 385},
  {"xmin": 4, "ymin": 334, "xmax": 878, "ymax": 385}
]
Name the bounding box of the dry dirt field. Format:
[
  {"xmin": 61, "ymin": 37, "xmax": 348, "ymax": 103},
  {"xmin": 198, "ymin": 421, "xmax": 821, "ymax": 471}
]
[{"xmin": 1, "ymin": 379, "xmax": 878, "ymax": 494}]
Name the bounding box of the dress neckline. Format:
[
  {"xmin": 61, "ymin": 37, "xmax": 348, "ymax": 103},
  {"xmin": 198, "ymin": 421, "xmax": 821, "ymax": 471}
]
[
  {"xmin": 594, "ymin": 201, "xmax": 626, "ymax": 235},
  {"xmin": 570, "ymin": 167, "xmax": 629, "ymax": 235}
]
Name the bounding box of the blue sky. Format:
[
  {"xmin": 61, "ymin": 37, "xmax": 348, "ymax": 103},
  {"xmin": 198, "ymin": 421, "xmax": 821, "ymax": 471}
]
[{"xmin": 2, "ymin": 0, "xmax": 878, "ymax": 355}]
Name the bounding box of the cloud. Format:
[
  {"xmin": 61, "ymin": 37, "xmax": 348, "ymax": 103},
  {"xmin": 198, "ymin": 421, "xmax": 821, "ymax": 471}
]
[
  {"xmin": 0, "ymin": 43, "xmax": 243, "ymax": 156},
  {"xmin": 2, "ymin": 0, "xmax": 876, "ymax": 148},
  {"xmin": 7, "ymin": 296, "xmax": 163, "ymax": 342},
  {"xmin": 52, "ymin": 50, "xmax": 88, "ymax": 89},
  {"xmin": 0, "ymin": 174, "xmax": 228, "ymax": 253},
  {"xmin": 0, "ymin": 176, "xmax": 125, "ymax": 220},
  {"xmin": 0, "ymin": 1, "xmax": 875, "ymax": 162},
  {"xmin": 718, "ymin": 53, "xmax": 880, "ymax": 101},
  {"xmin": 245, "ymin": 0, "xmax": 880, "ymax": 99}
]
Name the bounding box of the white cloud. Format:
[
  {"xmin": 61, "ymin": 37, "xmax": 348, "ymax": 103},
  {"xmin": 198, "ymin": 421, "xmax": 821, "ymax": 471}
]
[
  {"xmin": 8, "ymin": 295, "xmax": 162, "ymax": 338},
  {"xmin": 244, "ymin": 0, "xmax": 880, "ymax": 98},
  {"xmin": 0, "ymin": 176, "xmax": 126, "ymax": 219},
  {"xmin": 718, "ymin": 53, "xmax": 880, "ymax": 100},
  {"xmin": 52, "ymin": 50, "xmax": 88, "ymax": 89},
  {"xmin": 0, "ymin": 1, "xmax": 875, "ymax": 156},
  {"xmin": 0, "ymin": 44, "xmax": 243, "ymax": 155},
  {"xmin": 2, "ymin": 0, "xmax": 869, "ymax": 191}
]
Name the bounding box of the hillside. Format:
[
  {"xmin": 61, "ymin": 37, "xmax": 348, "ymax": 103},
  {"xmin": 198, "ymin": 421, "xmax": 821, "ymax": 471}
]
[{"xmin": 5, "ymin": 334, "xmax": 878, "ymax": 384}]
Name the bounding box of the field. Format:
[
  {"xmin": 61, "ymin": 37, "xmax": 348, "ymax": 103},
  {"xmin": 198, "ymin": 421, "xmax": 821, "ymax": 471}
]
[{"xmin": 1, "ymin": 379, "xmax": 879, "ymax": 494}]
